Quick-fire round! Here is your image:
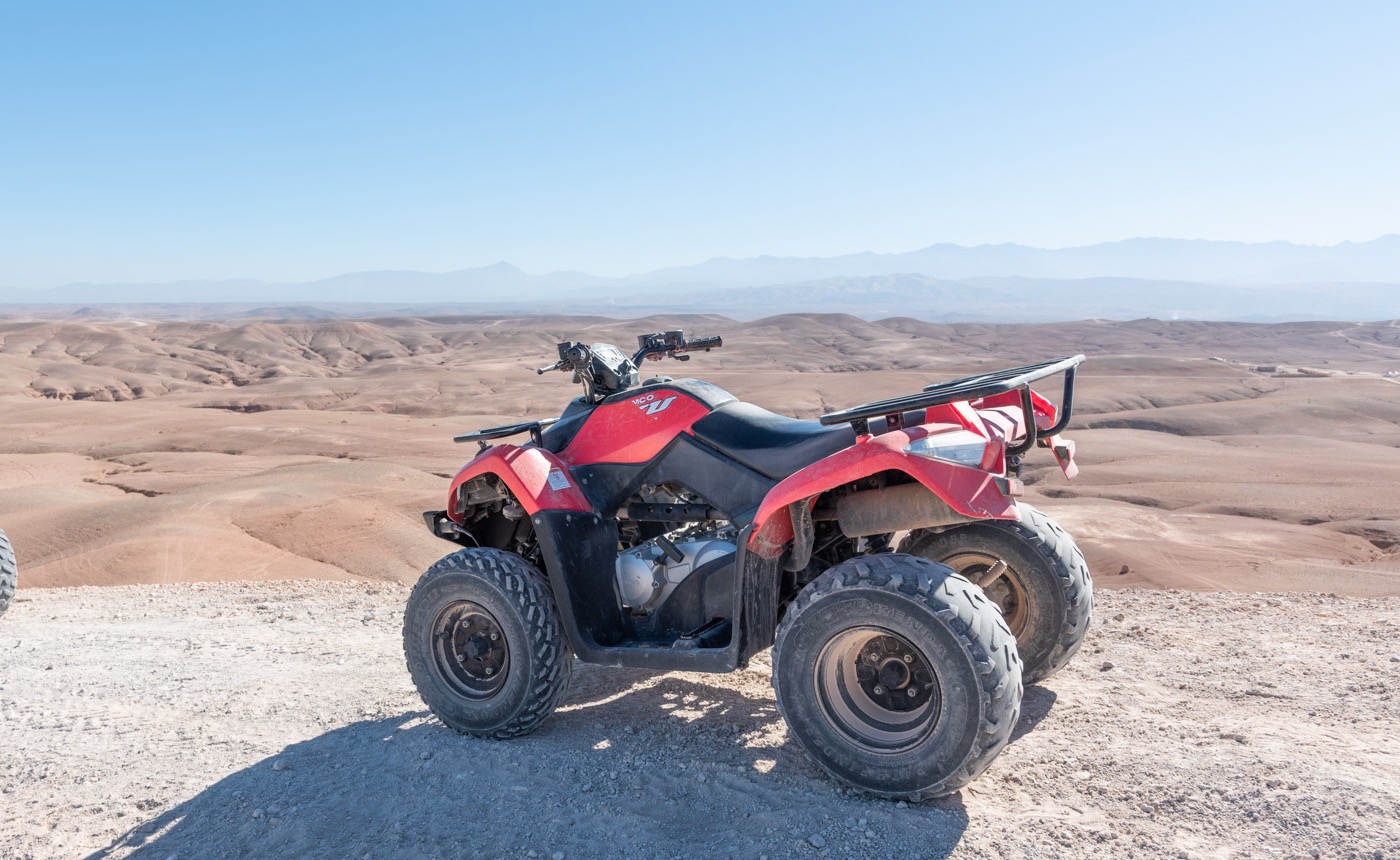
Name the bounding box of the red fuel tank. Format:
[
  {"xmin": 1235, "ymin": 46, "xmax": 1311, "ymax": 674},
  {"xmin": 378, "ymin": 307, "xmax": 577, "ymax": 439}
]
[{"xmin": 556, "ymin": 379, "xmax": 735, "ymax": 466}]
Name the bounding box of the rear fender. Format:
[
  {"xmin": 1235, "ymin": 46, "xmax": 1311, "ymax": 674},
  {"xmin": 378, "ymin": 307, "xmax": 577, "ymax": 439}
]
[
  {"xmin": 968, "ymin": 405, "xmax": 1023, "ymax": 475},
  {"xmin": 746, "ymin": 426, "xmax": 1018, "ymax": 559},
  {"xmin": 446, "ymin": 444, "xmax": 592, "ymax": 523}
]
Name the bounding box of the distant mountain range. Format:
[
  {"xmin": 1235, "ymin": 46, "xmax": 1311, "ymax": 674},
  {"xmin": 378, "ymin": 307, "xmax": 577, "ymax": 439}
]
[{"xmin": 3, "ymin": 237, "xmax": 1399, "ymax": 321}]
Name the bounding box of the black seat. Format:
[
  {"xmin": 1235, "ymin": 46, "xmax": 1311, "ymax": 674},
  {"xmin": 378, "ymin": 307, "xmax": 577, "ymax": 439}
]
[{"xmin": 690, "ymin": 402, "xmax": 857, "ymax": 479}]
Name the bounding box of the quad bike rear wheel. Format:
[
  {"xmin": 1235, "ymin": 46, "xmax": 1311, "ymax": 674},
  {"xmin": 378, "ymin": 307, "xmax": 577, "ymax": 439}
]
[
  {"xmin": 403, "ymin": 548, "xmax": 573, "ymax": 738},
  {"xmin": 0, "ymin": 528, "xmax": 15, "ymax": 617},
  {"xmin": 772, "ymin": 553, "xmax": 1022, "ymax": 800},
  {"xmin": 899, "ymin": 503, "xmax": 1092, "ymax": 685}
]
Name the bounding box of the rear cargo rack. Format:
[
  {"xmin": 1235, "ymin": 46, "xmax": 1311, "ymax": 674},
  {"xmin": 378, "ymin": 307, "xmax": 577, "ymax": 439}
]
[
  {"xmin": 819, "ymin": 355, "xmax": 1085, "ymax": 454},
  {"xmin": 454, "ymin": 417, "xmax": 558, "ymax": 447}
]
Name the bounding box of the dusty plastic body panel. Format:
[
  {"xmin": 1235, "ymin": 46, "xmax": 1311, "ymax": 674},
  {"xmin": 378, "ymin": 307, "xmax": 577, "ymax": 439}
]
[
  {"xmin": 446, "ymin": 445, "xmax": 591, "ymax": 521},
  {"xmin": 744, "ymin": 424, "xmax": 1020, "ymax": 559}
]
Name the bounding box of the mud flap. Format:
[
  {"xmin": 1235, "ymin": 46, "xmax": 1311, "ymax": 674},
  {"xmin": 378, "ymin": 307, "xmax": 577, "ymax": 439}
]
[
  {"xmin": 1044, "ymin": 434, "xmax": 1079, "ymax": 480},
  {"xmin": 738, "ymin": 523, "xmax": 783, "ymax": 668}
]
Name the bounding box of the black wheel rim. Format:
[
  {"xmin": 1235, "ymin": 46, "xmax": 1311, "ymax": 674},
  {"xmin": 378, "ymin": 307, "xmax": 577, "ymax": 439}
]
[
  {"xmin": 432, "ymin": 601, "xmax": 509, "ymax": 700},
  {"xmin": 813, "ymin": 627, "xmax": 941, "ymax": 753}
]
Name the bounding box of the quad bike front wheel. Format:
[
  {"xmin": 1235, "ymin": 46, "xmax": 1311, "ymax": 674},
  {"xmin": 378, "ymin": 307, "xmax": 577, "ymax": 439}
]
[
  {"xmin": 403, "ymin": 548, "xmax": 573, "ymax": 738},
  {"xmin": 900, "ymin": 503, "xmax": 1092, "ymax": 685},
  {"xmin": 0, "ymin": 528, "xmax": 15, "ymax": 617},
  {"xmin": 772, "ymin": 553, "xmax": 1022, "ymax": 800}
]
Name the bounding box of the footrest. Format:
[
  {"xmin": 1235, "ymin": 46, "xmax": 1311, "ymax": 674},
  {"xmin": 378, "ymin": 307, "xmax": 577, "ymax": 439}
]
[{"xmin": 673, "ymin": 617, "xmax": 732, "ymax": 650}]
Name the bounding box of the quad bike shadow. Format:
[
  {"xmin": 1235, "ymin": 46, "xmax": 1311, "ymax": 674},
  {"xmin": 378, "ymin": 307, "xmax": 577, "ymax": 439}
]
[
  {"xmin": 561, "ymin": 660, "xmax": 1058, "ymax": 747},
  {"xmin": 79, "ymin": 716, "xmax": 972, "ymax": 860},
  {"xmin": 84, "ymin": 667, "xmax": 1058, "ymax": 860}
]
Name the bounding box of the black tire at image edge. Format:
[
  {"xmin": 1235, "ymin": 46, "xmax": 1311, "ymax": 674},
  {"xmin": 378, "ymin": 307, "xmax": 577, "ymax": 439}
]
[{"xmin": 0, "ymin": 528, "xmax": 16, "ymax": 617}]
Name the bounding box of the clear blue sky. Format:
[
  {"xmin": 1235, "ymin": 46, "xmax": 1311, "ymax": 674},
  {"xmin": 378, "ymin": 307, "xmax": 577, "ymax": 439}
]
[{"xmin": 2, "ymin": 1, "xmax": 1396, "ymax": 289}]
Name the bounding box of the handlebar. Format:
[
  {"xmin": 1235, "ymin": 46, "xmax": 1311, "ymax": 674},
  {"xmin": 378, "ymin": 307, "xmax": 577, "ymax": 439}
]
[
  {"xmin": 632, "ymin": 330, "xmax": 722, "ymax": 364},
  {"xmin": 534, "ymin": 331, "xmax": 722, "ymax": 402},
  {"xmin": 536, "ymin": 343, "xmax": 592, "ymax": 375},
  {"xmin": 686, "ymin": 335, "xmax": 723, "ymax": 351}
]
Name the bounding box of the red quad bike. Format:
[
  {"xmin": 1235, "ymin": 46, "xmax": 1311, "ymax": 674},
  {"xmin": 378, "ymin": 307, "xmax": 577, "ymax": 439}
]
[{"xmin": 406, "ymin": 331, "xmax": 1091, "ymax": 799}]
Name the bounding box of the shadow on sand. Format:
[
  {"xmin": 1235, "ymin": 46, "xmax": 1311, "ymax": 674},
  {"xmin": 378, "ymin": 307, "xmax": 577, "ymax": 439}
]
[
  {"xmin": 83, "ymin": 665, "xmax": 1030, "ymax": 859},
  {"xmin": 1011, "ymin": 684, "xmax": 1059, "ymax": 744}
]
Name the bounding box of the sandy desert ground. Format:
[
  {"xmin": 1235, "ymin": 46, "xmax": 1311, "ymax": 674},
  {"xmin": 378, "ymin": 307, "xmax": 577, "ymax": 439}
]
[{"xmin": 2, "ymin": 312, "xmax": 1399, "ymax": 858}]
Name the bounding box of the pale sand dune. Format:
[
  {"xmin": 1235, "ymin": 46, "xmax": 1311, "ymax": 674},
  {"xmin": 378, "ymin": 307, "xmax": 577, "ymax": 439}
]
[{"xmin": 2, "ymin": 314, "xmax": 1398, "ymax": 595}]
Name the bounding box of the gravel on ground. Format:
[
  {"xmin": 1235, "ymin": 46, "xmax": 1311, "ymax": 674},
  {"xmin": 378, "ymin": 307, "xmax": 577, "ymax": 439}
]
[{"xmin": 1, "ymin": 582, "xmax": 1397, "ymax": 860}]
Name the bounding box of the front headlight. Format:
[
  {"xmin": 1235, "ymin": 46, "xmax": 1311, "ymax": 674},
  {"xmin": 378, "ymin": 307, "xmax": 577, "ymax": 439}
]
[{"xmin": 903, "ymin": 429, "xmax": 989, "ymax": 468}]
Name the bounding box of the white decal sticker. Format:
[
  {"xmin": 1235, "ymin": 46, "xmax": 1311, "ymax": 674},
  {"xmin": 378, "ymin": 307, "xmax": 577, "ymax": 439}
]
[
  {"xmin": 546, "ymin": 469, "xmax": 571, "ymax": 491},
  {"xmin": 635, "ymin": 395, "xmax": 677, "ymax": 416}
]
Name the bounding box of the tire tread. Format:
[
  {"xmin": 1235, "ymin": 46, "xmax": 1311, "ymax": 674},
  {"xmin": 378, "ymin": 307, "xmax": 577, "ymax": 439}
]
[
  {"xmin": 1014, "ymin": 505, "xmax": 1093, "ymax": 682},
  {"xmin": 773, "ymin": 553, "xmax": 1022, "ymax": 800},
  {"xmin": 902, "ymin": 504, "xmax": 1092, "ymax": 684},
  {"xmin": 0, "ymin": 528, "xmax": 16, "ymax": 617},
  {"xmin": 403, "ymin": 548, "xmax": 572, "ymax": 739}
]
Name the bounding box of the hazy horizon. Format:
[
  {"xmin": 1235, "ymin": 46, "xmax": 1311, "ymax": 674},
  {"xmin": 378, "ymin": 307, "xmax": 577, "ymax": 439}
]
[{"xmin": 15, "ymin": 232, "xmax": 1400, "ymax": 290}]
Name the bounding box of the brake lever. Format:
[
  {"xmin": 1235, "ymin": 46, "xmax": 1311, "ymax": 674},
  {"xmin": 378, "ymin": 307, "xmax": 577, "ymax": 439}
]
[{"xmin": 536, "ymin": 361, "xmax": 564, "ymax": 375}]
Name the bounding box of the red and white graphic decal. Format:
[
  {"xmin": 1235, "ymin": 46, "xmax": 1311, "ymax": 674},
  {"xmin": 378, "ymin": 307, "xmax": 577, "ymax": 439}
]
[{"xmin": 632, "ymin": 393, "xmax": 677, "ymax": 416}]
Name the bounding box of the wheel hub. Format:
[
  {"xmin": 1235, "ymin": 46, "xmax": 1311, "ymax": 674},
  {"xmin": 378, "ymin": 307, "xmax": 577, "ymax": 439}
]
[
  {"xmin": 432, "ymin": 601, "xmax": 509, "ymax": 699},
  {"xmin": 815, "ymin": 628, "xmax": 942, "ymax": 752},
  {"xmin": 851, "ymin": 636, "xmax": 933, "ymax": 712},
  {"xmin": 944, "ymin": 552, "xmax": 1028, "ymax": 636}
]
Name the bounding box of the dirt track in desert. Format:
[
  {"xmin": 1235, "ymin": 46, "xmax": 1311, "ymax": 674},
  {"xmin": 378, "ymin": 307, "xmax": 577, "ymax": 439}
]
[
  {"xmin": 3, "ymin": 581, "xmax": 1397, "ymax": 860},
  {"xmin": 2, "ymin": 312, "xmax": 1400, "ymax": 859}
]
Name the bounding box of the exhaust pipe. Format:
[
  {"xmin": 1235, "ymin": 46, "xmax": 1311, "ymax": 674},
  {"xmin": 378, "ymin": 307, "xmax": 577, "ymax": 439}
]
[{"xmin": 836, "ymin": 482, "xmax": 973, "ymax": 537}]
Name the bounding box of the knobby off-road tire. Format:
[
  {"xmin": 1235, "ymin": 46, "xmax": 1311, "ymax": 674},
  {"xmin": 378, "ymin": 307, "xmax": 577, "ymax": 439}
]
[
  {"xmin": 403, "ymin": 548, "xmax": 572, "ymax": 739},
  {"xmin": 899, "ymin": 503, "xmax": 1092, "ymax": 685},
  {"xmin": 772, "ymin": 553, "xmax": 1022, "ymax": 800},
  {"xmin": 0, "ymin": 528, "xmax": 15, "ymax": 617}
]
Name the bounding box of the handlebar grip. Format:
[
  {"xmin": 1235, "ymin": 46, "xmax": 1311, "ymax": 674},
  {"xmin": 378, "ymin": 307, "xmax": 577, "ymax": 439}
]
[{"xmin": 686, "ymin": 336, "xmax": 723, "ymax": 351}]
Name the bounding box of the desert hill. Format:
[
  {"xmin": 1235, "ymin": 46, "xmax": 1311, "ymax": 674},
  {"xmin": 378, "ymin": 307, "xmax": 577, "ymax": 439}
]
[{"xmin": 1, "ymin": 314, "xmax": 1398, "ymax": 595}]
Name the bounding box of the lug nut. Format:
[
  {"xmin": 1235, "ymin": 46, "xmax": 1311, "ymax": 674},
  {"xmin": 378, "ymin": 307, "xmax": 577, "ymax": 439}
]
[
  {"xmin": 873, "ymin": 685, "xmax": 886, "ymax": 695},
  {"xmin": 489, "ymin": 632, "xmax": 499, "ymax": 641},
  {"xmin": 907, "ymin": 687, "xmax": 918, "ymax": 697},
  {"xmin": 485, "ymin": 667, "xmax": 495, "ymax": 676},
  {"xmin": 902, "ymin": 653, "xmax": 913, "ymax": 663}
]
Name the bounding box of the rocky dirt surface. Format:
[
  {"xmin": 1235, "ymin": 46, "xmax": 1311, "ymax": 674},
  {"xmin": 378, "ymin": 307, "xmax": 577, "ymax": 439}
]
[{"xmin": 2, "ymin": 581, "xmax": 1397, "ymax": 860}]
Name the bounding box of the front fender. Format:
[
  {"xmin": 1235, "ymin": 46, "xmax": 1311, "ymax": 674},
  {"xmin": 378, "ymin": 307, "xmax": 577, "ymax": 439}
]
[
  {"xmin": 446, "ymin": 444, "xmax": 592, "ymax": 522},
  {"xmin": 746, "ymin": 428, "xmax": 1018, "ymax": 558}
]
